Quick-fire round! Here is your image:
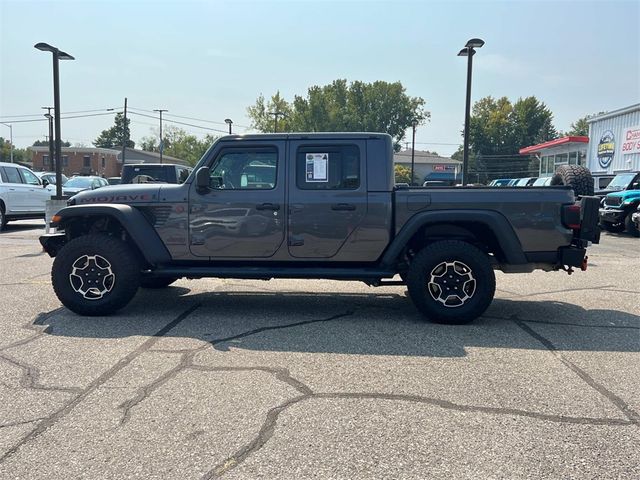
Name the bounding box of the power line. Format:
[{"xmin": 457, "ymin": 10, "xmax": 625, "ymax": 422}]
[
  {"xmin": 0, "ymin": 107, "xmax": 120, "ymax": 120},
  {"xmin": 128, "ymin": 106, "xmax": 251, "ymax": 129},
  {"xmin": 4, "ymin": 111, "xmax": 121, "ymax": 124},
  {"xmin": 128, "ymin": 111, "xmax": 228, "ymax": 133}
]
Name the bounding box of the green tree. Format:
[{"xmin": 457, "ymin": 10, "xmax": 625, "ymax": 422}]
[
  {"xmin": 462, "ymin": 95, "xmax": 558, "ymax": 182},
  {"xmin": 139, "ymin": 127, "xmax": 217, "ymax": 166},
  {"xmin": 564, "ymin": 112, "xmax": 606, "ymax": 137},
  {"xmin": 247, "ymin": 80, "xmax": 428, "ymax": 150},
  {"xmin": 93, "ymin": 113, "xmax": 135, "ymax": 149},
  {"xmin": 32, "ymin": 139, "xmax": 71, "ymax": 147},
  {"xmin": 394, "ymin": 164, "xmax": 413, "ymax": 184}
]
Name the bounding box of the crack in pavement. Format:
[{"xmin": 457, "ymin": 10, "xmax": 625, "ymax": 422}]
[
  {"xmin": 0, "ymin": 418, "xmax": 47, "ymax": 429},
  {"xmin": 0, "ymin": 303, "xmax": 202, "ymax": 464},
  {"xmin": 482, "ymin": 314, "xmax": 640, "ymax": 330},
  {"xmin": 512, "ymin": 316, "xmax": 640, "ymax": 426},
  {"xmin": 0, "ymin": 352, "xmax": 82, "ymax": 395},
  {"xmin": 510, "ymin": 285, "xmax": 617, "ymax": 299}
]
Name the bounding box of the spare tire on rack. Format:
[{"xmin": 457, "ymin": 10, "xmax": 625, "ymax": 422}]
[{"xmin": 550, "ymin": 165, "xmax": 594, "ymax": 197}]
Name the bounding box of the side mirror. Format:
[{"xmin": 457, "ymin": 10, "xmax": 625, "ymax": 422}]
[
  {"xmin": 42, "ymin": 179, "xmax": 50, "ymax": 188},
  {"xmin": 196, "ymin": 166, "xmax": 211, "ymax": 192}
]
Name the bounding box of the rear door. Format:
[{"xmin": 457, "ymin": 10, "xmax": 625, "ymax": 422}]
[
  {"xmin": 1, "ymin": 166, "xmax": 29, "ymax": 212},
  {"xmin": 287, "ymin": 139, "xmax": 367, "ymax": 258},
  {"xmin": 188, "ymin": 141, "xmax": 286, "ymax": 258}
]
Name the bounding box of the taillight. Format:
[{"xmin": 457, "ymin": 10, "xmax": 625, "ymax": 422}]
[{"xmin": 562, "ymin": 204, "xmax": 581, "ymax": 230}]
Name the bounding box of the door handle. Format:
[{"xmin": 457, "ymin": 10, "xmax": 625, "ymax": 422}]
[
  {"xmin": 331, "ymin": 203, "xmax": 356, "ymax": 211},
  {"xmin": 256, "ymin": 203, "xmax": 280, "ymax": 211}
]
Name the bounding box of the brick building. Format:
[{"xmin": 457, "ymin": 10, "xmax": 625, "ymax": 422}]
[
  {"xmin": 29, "ymin": 147, "xmax": 188, "ymax": 178},
  {"xmin": 394, "ymin": 150, "xmax": 462, "ymax": 184}
]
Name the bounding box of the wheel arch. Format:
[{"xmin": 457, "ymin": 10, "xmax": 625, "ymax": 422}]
[
  {"xmin": 380, "ymin": 210, "xmax": 528, "ymax": 268},
  {"xmin": 53, "ymin": 204, "xmax": 171, "ymax": 266}
]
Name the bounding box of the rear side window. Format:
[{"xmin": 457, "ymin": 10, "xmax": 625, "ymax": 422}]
[
  {"xmin": 296, "ymin": 145, "xmax": 360, "ymax": 190},
  {"xmin": 2, "ymin": 166, "xmax": 24, "ymax": 184}
]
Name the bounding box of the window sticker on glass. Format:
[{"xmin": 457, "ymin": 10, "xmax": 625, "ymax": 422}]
[{"xmin": 306, "ymin": 153, "xmax": 328, "ymax": 182}]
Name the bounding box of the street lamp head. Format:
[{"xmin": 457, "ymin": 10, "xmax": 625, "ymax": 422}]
[
  {"xmin": 34, "ymin": 42, "xmax": 56, "ymax": 52},
  {"xmin": 412, "ymin": 119, "xmax": 419, "ymax": 128},
  {"xmin": 44, "ymin": 113, "xmax": 52, "ymax": 119},
  {"xmin": 224, "ymin": 118, "xmax": 233, "ymax": 124},
  {"xmin": 58, "ymin": 51, "xmax": 75, "ymax": 60},
  {"xmin": 457, "ymin": 47, "xmax": 473, "ymax": 57},
  {"xmin": 465, "ymin": 38, "xmax": 485, "ymax": 49}
]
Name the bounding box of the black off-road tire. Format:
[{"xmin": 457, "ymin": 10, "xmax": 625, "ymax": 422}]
[
  {"xmin": 624, "ymin": 211, "xmax": 640, "ymax": 237},
  {"xmin": 550, "ymin": 165, "xmax": 594, "ymax": 197},
  {"xmin": 0, "ymin": 204, "xmax": 7, "ymax": 231},
  {"xmin": 140, "ymin": 276, "xmax": 178, "ymax": 289},
  {"xmin": 406, "ymin": 240, "xmax": 495, "ymax": 325},
  {"xmin": 52, "ymin": 234, "xmax": 141, "ymax": 316}
]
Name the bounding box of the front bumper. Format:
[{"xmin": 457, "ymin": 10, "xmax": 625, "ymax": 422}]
[
  {"xmin": 599, "ymin": 207, "xmax": 625, "ymax": 224},
  {"xmin": 39, "ymin": 233, "xmax": 66, "ymax": 257}
]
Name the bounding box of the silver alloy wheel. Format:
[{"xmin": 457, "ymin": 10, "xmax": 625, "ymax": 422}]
[
  {"xmin": 427, "ymin": 260, "xmax": 476, "ymax": 308},
  {"xmin": 69, "ymin": 254, "xmax": 115, "ymax": 300}
]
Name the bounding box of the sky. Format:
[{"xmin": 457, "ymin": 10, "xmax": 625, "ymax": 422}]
[{"xmin": 1, "ymin": 0, "xmax": 639, "ymax": 157}]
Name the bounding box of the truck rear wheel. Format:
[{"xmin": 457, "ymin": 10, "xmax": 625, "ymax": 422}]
[
  {"xmin": 406, "ymin": 240, "xmax": 495, "ymax": 324},
  {"xmin": 550, "ymin": 165, "xmax": 594, "ymax": 196},
  {"xmin": 52, "ymin": 234, "xmax": 141, "ymax": 316}
]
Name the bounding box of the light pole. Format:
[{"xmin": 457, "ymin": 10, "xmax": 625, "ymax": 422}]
[
  {"xmin": 35, "ymin": 42, "xmax": 74, "ymax": 198},
  {"xmin": 411, "ymin": 119, "xmax": 418, "ymax": 185},
  {"xmin": 0, "ymin": 123, "xmax": 12, "ymax": 163},
  {"xmin": 268, "ymin": 111, "xmax": 284, "ymax": 133},
  {"xmin": 224, "ymin": 118, "xmax": 233, "ymax": 134},
  {"xmin": 42, "ymin": 107, "xmax": 54, "ymax": 170},
  {"xmin": 458, "ymin": 38, "xmax": 484, "ymax": 186},
  {"xmin": 153, "ymin": 109, "xmax": 168, "ymax": 163}
]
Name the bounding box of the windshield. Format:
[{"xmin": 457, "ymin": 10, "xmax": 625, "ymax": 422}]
[
  {"xmin": 607, "ymin": 173, "xmax": 636, "ymax": 190},
  {"xmin": 64, "ymin": 177, "xmax": 94, "ymax": 188}
]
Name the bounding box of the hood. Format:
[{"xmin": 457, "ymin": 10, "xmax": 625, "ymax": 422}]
[
  {"xmin": 71, "ymin": 184, "xmax": 162, "ymax": 205},
  {"xmin": 605, "ymin": 190, "xmax": 640, "ymax": 201}
]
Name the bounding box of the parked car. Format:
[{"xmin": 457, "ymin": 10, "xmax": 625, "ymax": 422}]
[
  {"xmin": 106, "ymin": 177, "xmax": 122, "ymax": 186},
  {"xmin": 488, "ymin": 178, "xmax": 512, "ymax": 187},
  {"xmin": 35, "ymin": 171, "xmax": 69, "ymax": 186},
  {"xmin": 593, "ymin": 174, "xmax": 615, "ymax": 192},
  {"xmin": 62, "ymin": 176, "xmax": 109, "ymax": 196},
  {"xmin": 594, "ymin": 171, "xmax": 640, "ymax": 198},
  {"xmin": 532, "ymin": 177, "xmax": 552, "ymax": 187},
  {"xmin": 515, "ymin": 177, "xmax": 538, "ymax": 187},
  {"xmin": 41, "ymin": 133, "xmax": 600, "ymax": 323},
  {"xmin": 599, "ymin": 189, "xmax": 640, "ymax": 236},
  {"xmin": 0, "ymin": 162, "xmax": 54, "ymax": 230},
  {"xmin": 120, "ymin": 164, "xmax": 192, "ymax": 185}
]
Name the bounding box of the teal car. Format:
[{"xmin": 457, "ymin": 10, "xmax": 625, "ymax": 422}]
[{"xmin": 599, "ymin": 189, "xmax": 640, "ymax": 236}]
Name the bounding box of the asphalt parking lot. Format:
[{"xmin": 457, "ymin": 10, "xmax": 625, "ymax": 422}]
[{"xmin": 0, "ymin": 220, "xmax": 638, "ymax": 479}]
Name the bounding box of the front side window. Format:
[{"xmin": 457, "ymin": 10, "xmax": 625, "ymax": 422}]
[
  {"xmin": 296, "ymin": 145, "xmax": 360, "ymax": 190},
  {"xmin": 19, "ymin": 169, "xmax": 40, "ymax": 185},
  {"xmin": 209, "ymin": 148, "xmax": 277, "ymax": 190}
]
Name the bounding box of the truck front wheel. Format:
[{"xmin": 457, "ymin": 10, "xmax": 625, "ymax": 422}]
[
  {"xmin": 52, "ymin": 234, "xmax": 141, "ymax": 316},
  {"xmin": 625, "ymin": 211, "xmax": 640, "ymax": 237},
  {"xmin": 406, "ymin": 240, "xmax": 495, "ymax": 324}
]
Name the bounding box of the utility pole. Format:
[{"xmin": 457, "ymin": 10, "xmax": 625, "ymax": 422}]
[
  {"xmin": 153, "ymin": 108, "xmax": 168, "ymax": 163},
  {"xmin": 121, "ymin": 98, "xmax": 128, "ymax": 164},
  {"xmin": 1, "ymin": 123, "xmax": 13, "ymax": 163},
  {"xmin": 268, "ymin": 111, "xmax": 284, "ymax": 133},
  {"xmin": 225, "ymin": 118, "xmax": 233, "ymax": 134},
  {"xmin": 42, "ymin": 107, "xmax": 54, "ymax": 170}
]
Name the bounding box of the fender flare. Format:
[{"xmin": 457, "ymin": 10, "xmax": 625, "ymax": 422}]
[
  {"xmin": 53, "ymin": 204, "xmax": 171, "ymax": 265},
  {"xmin": 380, "ymin": 209, "xmax": 528, "ymax": 267}
]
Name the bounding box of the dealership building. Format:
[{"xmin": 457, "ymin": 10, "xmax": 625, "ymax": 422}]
[
  {"xmin": 586, "ymin": 103, "xmax": 640, "ymax": 175},
  {"xmin": 519, "ymin": 103, "xmax": 640, "ymax": 180}
]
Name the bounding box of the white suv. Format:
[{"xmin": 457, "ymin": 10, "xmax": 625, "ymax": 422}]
[{"xmin": 0, "ymin": 162, "xmax": 55, "ymax": 230}]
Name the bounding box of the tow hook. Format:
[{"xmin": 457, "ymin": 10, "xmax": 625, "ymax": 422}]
[
  {"xmin": 558, "ymin": 265, "xmax": 574, "ymax": 275},
  {"xmin": 581, "ymin": 256, "xmax": 588, "ymax": 271}
]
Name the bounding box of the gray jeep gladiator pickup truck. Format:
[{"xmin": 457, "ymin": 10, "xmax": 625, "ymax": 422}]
[{"xmin": 40, "ymin": 133, "xmax": 600, "ymax": 324}]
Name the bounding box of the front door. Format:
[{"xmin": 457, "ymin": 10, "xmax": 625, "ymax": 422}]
[
  {"xmin": 288, "ymin": 139, "xmax": 367, "ymax": 258},
  {"xmin": 18, "ymin": 168, "xmax": 50, "ymax": 212},
  {"xmin": 189, "ymin": 142, "xmax": 286, "ymax": 258}
]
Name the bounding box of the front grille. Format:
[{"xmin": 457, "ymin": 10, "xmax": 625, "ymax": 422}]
[{"xmin": 604, "ymin": 196, "xmax": 622, "ymax": 206}]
